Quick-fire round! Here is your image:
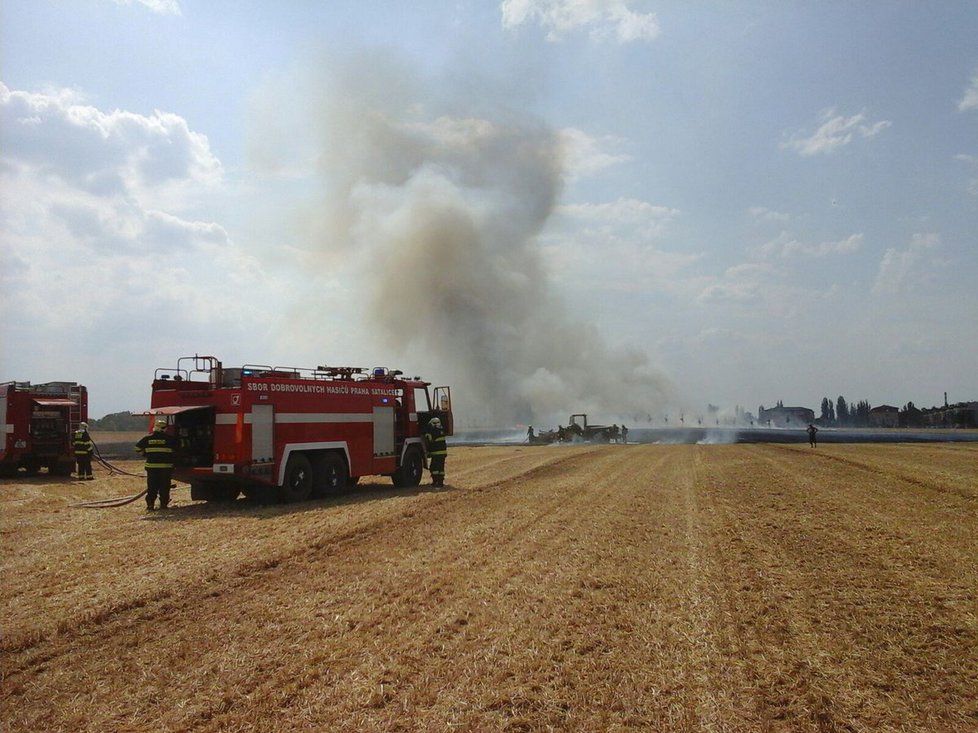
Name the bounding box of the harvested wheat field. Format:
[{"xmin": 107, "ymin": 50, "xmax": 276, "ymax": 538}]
[{"xmin": 1, "ymin": 443, "xmax": 977, "ymax": 732}]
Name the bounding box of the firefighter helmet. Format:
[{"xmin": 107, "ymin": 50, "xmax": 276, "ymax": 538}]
[
  {"xmin": 154, "ymin": 417, "xmax": 168, "ymax": 429},
  {"xmin": 79, "ymin": 422, "xmax": 89, "ymax": 430},
  {"xmin": 429, "ymin": 417, "xmax": 441, "ymax": 428}
]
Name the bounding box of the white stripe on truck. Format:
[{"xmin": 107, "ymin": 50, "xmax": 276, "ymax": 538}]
[{"xmin": 215, "ymin": 412, "xmax": 373, "ymax": 425}]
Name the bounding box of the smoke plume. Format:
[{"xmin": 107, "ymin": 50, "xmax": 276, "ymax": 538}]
[{"xmin": 284, "ymin": 56, "xmax": 672, "ymax": 425}]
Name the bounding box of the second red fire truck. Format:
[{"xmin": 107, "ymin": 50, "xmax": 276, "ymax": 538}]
[
  {"xmin": 0, "ymin": 380, "xmax": 87, "ymax": 477},
  {"xmin": 147, "ymin": 356, "xmax": 453, "ymax": 502}
]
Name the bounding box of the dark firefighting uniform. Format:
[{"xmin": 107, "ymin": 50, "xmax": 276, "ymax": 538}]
[
  {"xmin": 73, "ymin": 429, "xmax": 94, "ymax": 479},
  {"xmin": 424, "ymin": 423, "xmax": 447, "ymax": 486},
  {"xmin": 136, "ymin": 428, "xmax": 179, "ymax": 509}
]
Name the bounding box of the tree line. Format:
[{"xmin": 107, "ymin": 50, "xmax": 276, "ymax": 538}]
[
  {"xmin": 818, "ymin": 397, "xmax": 976, "ymax": 428},
  {"xmin": 818, "ymin": 396, "xmax": 873, "ymax": 427},
  {"xmin": 88, "ymin": 411, "xmax": 148, "ymax": 431}
]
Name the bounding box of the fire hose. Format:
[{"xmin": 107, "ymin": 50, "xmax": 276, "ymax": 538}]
[{"xmin": 70, "ymin": 438, "xmax": 173, "ymax": 509}]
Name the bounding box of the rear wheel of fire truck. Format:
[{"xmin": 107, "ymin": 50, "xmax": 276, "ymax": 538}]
[
  {"xmin": 392, "ymin": 446, "xmax": 423, "ymax": 488},
  {"xmin": 23, "ymin": 460, "xmax": 41, "ymax": 477},
  {"xmin": 280, "ymin": 453, "xmax": 314, "ymax": 503},
  {"xmin": 311, "ymin": 452, "xmax": 349, "ymax": 497}
]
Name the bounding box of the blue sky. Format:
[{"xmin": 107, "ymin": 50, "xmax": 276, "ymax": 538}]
[{"xmin": 2, "ymin": 1, "xmax": 976, "ymax": 421}]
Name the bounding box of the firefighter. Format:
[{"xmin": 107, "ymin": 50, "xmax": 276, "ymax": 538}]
[
  {"xmin": 72, "ymin": 422, "xmax": 95, "ymax": 480},
  {"xmin": 621, "ymin": 424, "xmax": 629, "ymax": 444},
  {"xmin": 136, "ymin": 418, "xmax": 179, "ymax": 510},
  {"xmin": 807, "ymin": 423, "xmax": 818, "ymax": 448},
  {"xmin": 527, "ymin": 425, "xmax": 535, "ymax": 442},
  {"xmin": 424, "ymin": 417, "xmax": 448, "ymax": 487}
]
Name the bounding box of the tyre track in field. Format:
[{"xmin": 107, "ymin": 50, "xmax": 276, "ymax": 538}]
[
  {"xmin": 1, "ymin": 448, "xmax": 600, "ymax": 667},
  {"xmin": 742, "ymin": 447, "xmax": 978, "ymax": 728},
  {"xmin": 753, "ymin": 444, "xmax": 977, "ymax": 573},
  {"xmin": 193, "ymin": 448, "xmax": 676, "ymax": 732},
  {"xmin": 1, "ymin": 448, "xmax": 612, "ymax": 731},
  {"xmin": 165, "ymin": 448, "xmax": 639, "ymax": 731},
  {"xmin": 699, "ymin": 451, "xmax": 860, "ymax": 732},
  {"xmin": 765, "ymin": 444, "xmax": 978, "ymax": 502}
]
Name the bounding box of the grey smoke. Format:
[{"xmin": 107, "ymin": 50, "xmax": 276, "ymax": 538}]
[{"xmin": 273, "ymin": 55, "xmax": 673, "ymax": 425}]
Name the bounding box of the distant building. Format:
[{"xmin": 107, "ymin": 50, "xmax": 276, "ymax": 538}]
[
  {"xmin": 868, "ymin": 405, "xmax": 899, "ymax": 428},
  {"xmin": 757, "ymin": 405, "xmax": 814, "ymax": 428},
  {"xmin": 921, "ymin": 401, "xmax": 978, "ymax": 428}
]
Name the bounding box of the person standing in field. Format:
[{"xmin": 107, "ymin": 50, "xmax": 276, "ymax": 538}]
[
  {"xmin": 136, "ymin": 418, "xmax": 179, "ymax": 510},
  {"xmin": 621, "ymin": 424, "xmax": 629, "ymax": 444},
  {"xmin": 424, "ymin": 416, "xmax": 448, "ymax": 487},
  {"xmin": 527, "ymin": 425, "xmax": 534, "ymax": 442},
  {"xmin": 72, "ymin": 421, "xmax": 95, "ymax": 480},
  {"xmin": 807, "ymin": 423, "xmax": 818, "ymax": 448}
]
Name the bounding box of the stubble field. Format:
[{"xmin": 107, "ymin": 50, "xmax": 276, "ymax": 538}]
[{"xmin": 1, "ymin": 443, "xmax": 976, "ymax": 731}]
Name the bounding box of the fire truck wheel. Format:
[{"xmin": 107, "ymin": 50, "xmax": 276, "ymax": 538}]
[
  {"xmin": 24, "ymin": 461, "xmax": 41, "ymax": 477},
  {"xmin": 392, "ymin": 447, "xmax": 423, "ymax": 488},
  {"xmin": 311, "ymin": 452, "xmax": 349, "ymax": 497},
  {"xmin": 281, "ymin": 453, "xmax": 314, "ymax": 503}
]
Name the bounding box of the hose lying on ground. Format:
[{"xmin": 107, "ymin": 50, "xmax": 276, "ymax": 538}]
[
  {"xmin": 70, "ymin": 438, "xmax": 148, "ymax": 508},
  {"xmin": 70, "ymin": 490, "xmax": 148, "ymax": 508},
  {"xmin": 92, "ymin": 440, "xmax": 144, "ymax": 477}
]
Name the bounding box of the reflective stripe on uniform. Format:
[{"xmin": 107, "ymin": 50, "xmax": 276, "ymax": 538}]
[{"xmin": 145, "ymin": 463, "xmax": 173, "ymax": 469}]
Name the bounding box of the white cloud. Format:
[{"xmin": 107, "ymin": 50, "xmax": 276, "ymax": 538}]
[
  {"xmin": 872, "ymin": 233, "xmax": 941, "ymax": 296},
  {"xmin": 757, "ymin": 231, "xmax": 863, "ymax": 258},
  {"xmin": 0, "ymin": 82, "xmax": 221, "ymax": 208},
  {"xmin": 781, "ymin": 108, "xmax": 891, "ymax": 157},
  {"xmin": 748, "ymin": 206, "xmax": 790, "ymax": 223},
  {"xmin": 558, "ymin": 197, "xmax": 678, "ymax": 230},
  {"xmin": 0, "ymin": 83, "xmax": 271, "ymax": 380},
  {"xmin": 558, "ymin": 127, "xmax": 631, "ymax": 180},
  {"xmin": 958, "ymin": 69, "xmax": 978, "ymax": 112},
  {"xmin": 111, "ymin": 0, "xmax": 181, "ymax": 15},
  {"xmin": 540, "ymin": 197, "xmax": 695, "ymax": 292},
  {"xmin": 696, "ymin": 262, "xmax": 776, "ymax": 305},
  {"xmin": 501, "ymin": 0, "xmax": 660, "ymax": 43}
]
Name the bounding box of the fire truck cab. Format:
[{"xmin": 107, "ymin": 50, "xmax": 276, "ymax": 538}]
[
  {"xmin": 0, "ymin": 381, "xmax": 87, "ymax": 476},
  {"xmin": 147, "ymin": 356, "xmax": 453, "ymax": 503}
]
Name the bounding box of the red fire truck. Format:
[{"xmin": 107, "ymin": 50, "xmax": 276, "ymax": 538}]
[
  {"xmin": 0, "ymin": 381, "xmax": 88, "ymax": 476},
  {"xmin": 147, "ymin": 356, "xmax": 453, "ymax": 502}
]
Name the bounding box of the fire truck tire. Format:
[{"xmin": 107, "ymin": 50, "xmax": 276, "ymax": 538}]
[
  {"xmin": 311, "ymin": 452, "xmax": 349, "ymax": 497},
  {"xmin": 392, "ymin": 447, "xmax": 423, "ymax": 488},
  {"xmin": 280, "ymin": 453, "xmax": 314, "ymax": 503},
  {"xmin": 24, "ymin": 460, "xmax": 41, "ymax": 477}
]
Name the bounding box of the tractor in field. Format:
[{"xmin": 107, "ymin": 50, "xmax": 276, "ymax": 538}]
[
  {"xmin": 529, "ymin": 414, "xmax": 613, "ymax": 444},
  {"xmin": 567, "ymin": 414, "xmax": 613, "ymax": 443}
]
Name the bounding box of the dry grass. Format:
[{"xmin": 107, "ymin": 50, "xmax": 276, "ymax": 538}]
[{"xmin": 1, "ymin": 444, "xmax": 976, "ymax": 731}]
